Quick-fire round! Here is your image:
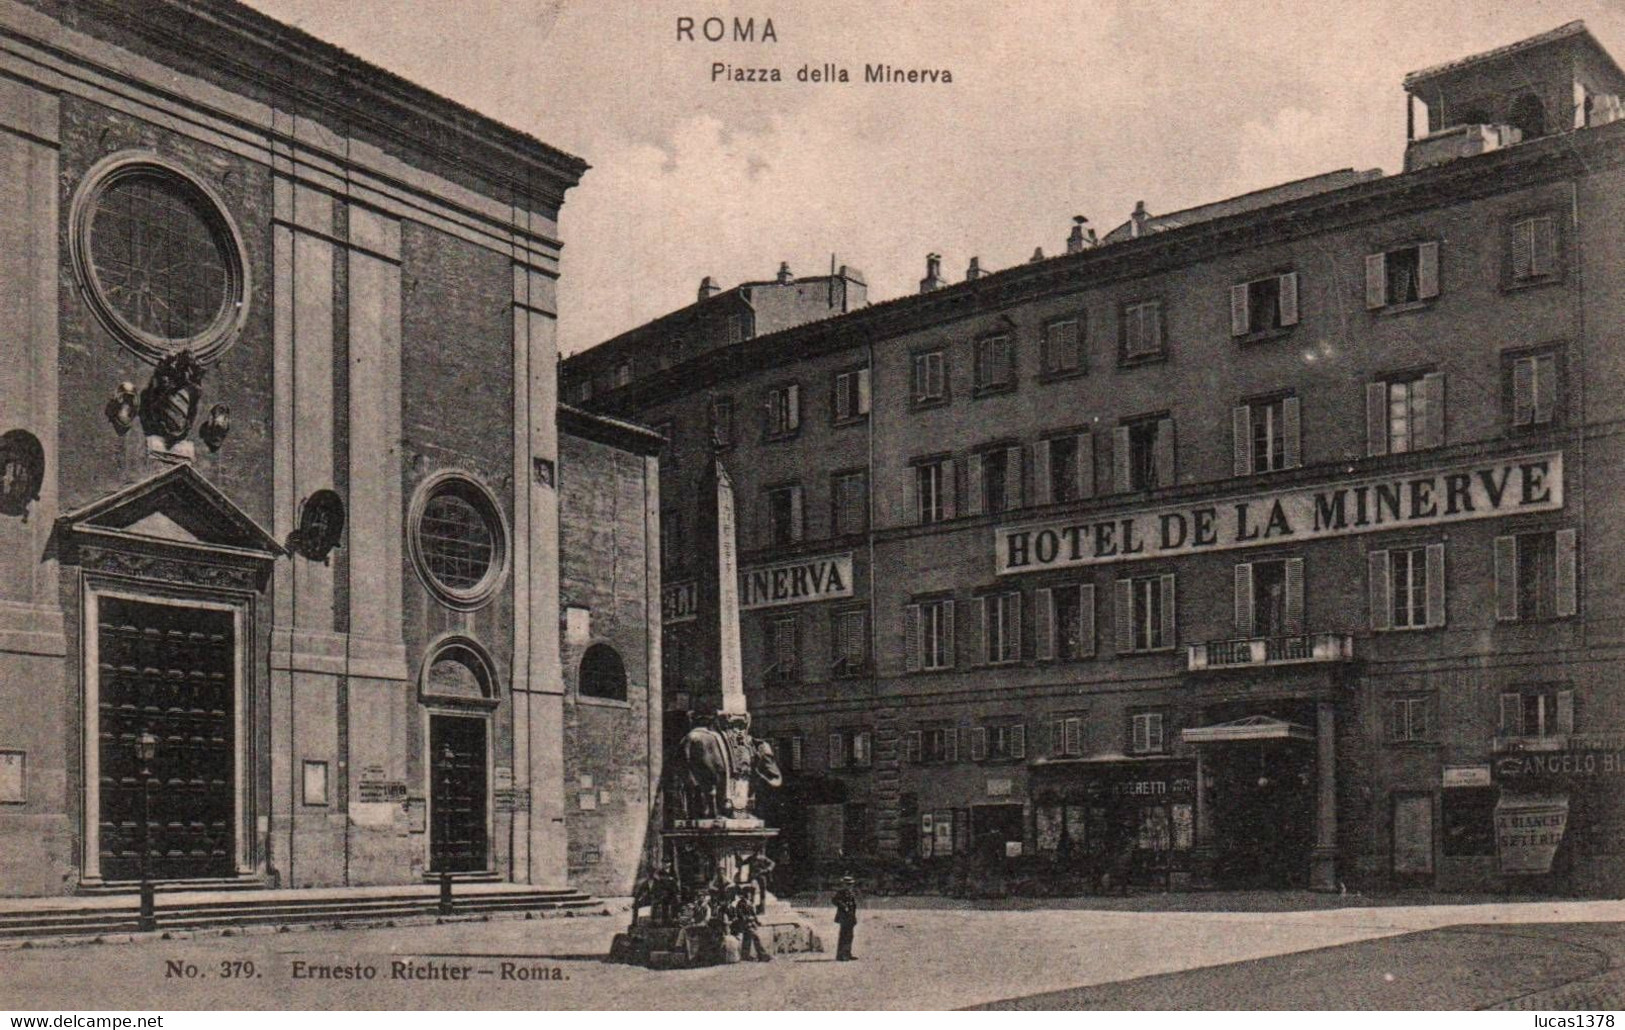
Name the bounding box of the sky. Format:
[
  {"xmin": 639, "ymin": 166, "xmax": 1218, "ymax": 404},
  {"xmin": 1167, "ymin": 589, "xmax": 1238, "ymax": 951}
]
[{"xmin": 243, "ymin": 0, "xmax": 1625, "ymax": 356}]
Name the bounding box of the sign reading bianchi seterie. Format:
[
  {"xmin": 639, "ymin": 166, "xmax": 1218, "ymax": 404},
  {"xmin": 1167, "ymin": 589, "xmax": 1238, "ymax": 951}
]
[{"xmin": 995, "ymin": 453, "xmax": 1562, "ymax": 575}]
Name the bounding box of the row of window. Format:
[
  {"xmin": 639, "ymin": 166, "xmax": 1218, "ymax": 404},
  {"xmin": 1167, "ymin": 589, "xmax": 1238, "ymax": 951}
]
[{"xmin": 1386, "ymin": 685, "xmax": 1575, "ymax": 743}]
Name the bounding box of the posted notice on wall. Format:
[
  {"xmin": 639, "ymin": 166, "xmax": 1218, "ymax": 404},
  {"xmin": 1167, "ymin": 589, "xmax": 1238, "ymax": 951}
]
[{"xmin": 1494, "ymin": 795, "xmax": 1569, "ymax": 874}]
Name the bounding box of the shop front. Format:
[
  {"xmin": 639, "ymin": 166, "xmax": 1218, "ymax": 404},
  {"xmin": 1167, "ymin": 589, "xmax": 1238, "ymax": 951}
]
[
  {"xmin": 1493, "ymin": 735, "xmax": 1625, "ymax": 895},
  {"xmin": 1031, "ymin": 756, "xmax": 1196, "ymax": 889}
]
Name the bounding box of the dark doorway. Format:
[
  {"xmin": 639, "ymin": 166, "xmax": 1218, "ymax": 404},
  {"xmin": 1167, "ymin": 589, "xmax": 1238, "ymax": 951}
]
[
  {"xmin": 972, "ymin": 803, "xmax": 1025, "ymax": 863},
  {"xmin": 429, "ymin": 714, "xmax": 488, "ymax": 872},
  {"xmin": 98, "ymin": 597, "xmax": 235, "ymax": 881},
  {"xmin": 1208, "ymin": 742, "xmax": 1315, "ymax": 888}
]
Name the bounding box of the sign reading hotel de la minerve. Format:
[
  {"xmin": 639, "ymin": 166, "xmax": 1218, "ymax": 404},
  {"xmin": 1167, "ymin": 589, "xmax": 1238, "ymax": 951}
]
[{"xmin": 996, "ymin": 453, "xmax": 1562, "ymax": 575}]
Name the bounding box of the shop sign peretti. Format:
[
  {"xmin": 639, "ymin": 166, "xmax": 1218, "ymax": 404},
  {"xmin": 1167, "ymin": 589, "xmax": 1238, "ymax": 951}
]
[
  {"xmin": 996, "ymin": 453, "xmax": 1561, "ymax": 575},
  {"xmin": 739, "ymin": 552, "xmax": 854, "ymax": 610}
]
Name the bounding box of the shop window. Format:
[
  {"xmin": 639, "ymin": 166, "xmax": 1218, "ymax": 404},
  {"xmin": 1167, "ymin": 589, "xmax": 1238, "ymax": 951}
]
[
  {"xmin": 1495, "ymin": 530, "xmax": 1577, "ymax": 621},
  {"xmin": 1230, "ymin": 272, "xmax": 1299, "ymax": 338},
  {"xmin": 1041, "ymin": 316, "xmax": 1084, "ymax": 377},
  {"xmin": 904, "ymin": 599, "xmax": 955, "ymax": 672},
  {"xmin": 1499, "ymin": 687, "xmax": 1574, "ymax": 738},
  {"xmin": 831, "ymin": 607, "xmax": 869, "ymax": 677},
  {"xmin": 1033, "ymin": 432, "xmax": 1093, "ymax": 504},
  {"xmin": 968, "ymin": 445, "xmax": 1023, "ymax": 516},
  {"xmin": 974, "ymin": 334, "xmax": 1016, "ymax": 394},
  {"xmin": 912, "ymin": 349, "xmax": 947, "ymax": 406},
  {"xmin": 1385, "ymin": 695, "xmax": 1432, "ymax": 744},
  {"xmin": 1369, "ymin": 544, "xmax": 1445, "ymax": 631},
  {"xmin": 1116, "ymin": 574, "xmax": 1176, "ymax": 653},
  {"xmin": 1365, "ymin": 242, "xmax": 1440, "ymax": 309},
  {"xmin": 832, "ymin": 367, "xmax": 871, "ymax": 423},
  {"xmin": 579, "ymin": 644, "xmax": 627, "ymax": 702},
  {"xmin": 1441, "ymin": 788, "xmax": 1496, "ymax": 857},
  {"xmin": 1113, "ymin": 415, "xmax": 1174, "ymax": 492},
  {"xmin": 1233, "ymin": 396, "xmax": 1300, "ymax": 475},
  {"xmin": 1505, "ymin": 351, "xmax": 1559, "ymax": 428},
  {"xmin": 831, "ymin": 469, "xmax": 868, "ymax": 536}
]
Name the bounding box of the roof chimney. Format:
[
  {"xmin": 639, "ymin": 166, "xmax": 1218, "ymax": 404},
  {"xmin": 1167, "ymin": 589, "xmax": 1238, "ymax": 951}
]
[
  {"xmin": 776, "ymin": 261, "xmax": 793, "ymax": 284},
  {"xmin": 1130, "ymin": 201, "xmax": 1149, "ymax": 239},
  {"xmin": 1030, "ymin": 247, "xmax": 1046, "ymax": 263},
  {"xmin": 1066, "ymin": 215, "xmax": 1096, "ymax": 254},
  {"xmin": 919, "ymin": 253, "xmax": 945, "ymax": 293},
  {"xmin": 697, "ymin": 276, "xmax": 719, "ymax": 302},
  {"xmin": 965, "ymin": 256, "xmax": 984, "ymax": 281}
]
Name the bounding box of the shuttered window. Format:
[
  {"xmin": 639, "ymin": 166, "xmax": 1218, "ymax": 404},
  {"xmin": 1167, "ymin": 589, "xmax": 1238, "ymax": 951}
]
[
  {"xmin": 1115, "ymin": 416, "xmax": 1174, "ymax": 492},
  {"xmin": 912, "ymin": 350, "xmax": 947, "ymax": 404},
  {"xmin": 968, "ymin": 446, "xmax": 1024, "ymax": 516},
  {"xmin": 1234, "ymin": 558, "xmax": 1304, "ymax": 637},
  {"xmin": 974, "ymin": 334, "xmax": 1016, "ymax": 392},
  {"xmin": 1233, "ymin": 396, "xmax": 1301, "ymax": 475},
  {"xmin": 1370, "ymin": 544, "xmax": 1445, "ymax": 631},
  {"xmin": 1120, "ymin": 300, "xmax": 1165, "ymax": 362},
  {"xmin": 1508, "ymin": 352, "xmax": 1558, "ymax": 428},
  {"xmin": 1130, "ymin": 712, "xmax": 1165, "ymax": 754},
  {"xmin": 833, "ymin": 367, "xmax": 871, "ymax": 422},
  {"xmin": 1367, "ymin": 373, "xmax": 1444, "ymax": 456},
  {"xmin": 1117, "ymin": 574, "xmax": 1175, "ymax": 653},
  {"xmin": 1511, "ymin": 215, "xmax": 1558, "ymax": 283},
  {"xmin": 765, "ymin": 615, "xmax": 799, "ymax": 684},
  {"xmin": 913, "ymin": 459, "xmax": 954, "ymax": 525},
  {"xmin": 765, "ymin": 383, "xmax": 800, "ymax": 438},
  {"xmin": 1042, "ymin": 317, "xmax": 1085, "ymax": 375},
  {"xmin": 1386, "ymin": 697, "xmax": 1431, "ymax": 743},
  {"xmin": 1495, "ymin": 530, "xmax": 1578, "ymax": 621},
  {"xmin": 832, "ymin": 608, "xmax": 869, "ymax": 676},
  {"xmin": 1365, "ymin": 242, "xmax": 1440, "ymax": 308},
  {"xmin": 1500, "ymin": 688, "xmax": 1575, "ymax": 737},
  {"xmin": 1049, "ymin": 716, "xmax": 1084, "ymax": 758},
  {"xmin": 764, "ymin": 484, "xmax": 804, "ymax": 546},
  {"xmin": 832, "ymin": 469, "xmax": 868, "ymax": 536},
  {"xmin": 981, "ymin": 591, "xmax": 1022, "ymax": 665},
  {"xmin": 1230, "ymin": 272, "xmax": 1300, "ymax": 337},
  {"xmin": 1035, "ymin": 584, "xmax": 1095, "ymax": 660},
  {"xmin": 906, "ymin": 599, "xmax": 955, "ymax": 671}
]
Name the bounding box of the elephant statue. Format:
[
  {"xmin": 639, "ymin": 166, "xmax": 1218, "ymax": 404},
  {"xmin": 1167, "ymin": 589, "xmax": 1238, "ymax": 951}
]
[{"xmin": 675, "ymin": 714, "xmax": 783, "ymax": 820}]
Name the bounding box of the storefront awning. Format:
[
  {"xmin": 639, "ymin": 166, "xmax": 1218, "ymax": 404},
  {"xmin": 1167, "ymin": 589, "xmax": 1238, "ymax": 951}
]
[{"xmin": 1181, "ymin": 715, "xmax": 1314, "ymax": 743}]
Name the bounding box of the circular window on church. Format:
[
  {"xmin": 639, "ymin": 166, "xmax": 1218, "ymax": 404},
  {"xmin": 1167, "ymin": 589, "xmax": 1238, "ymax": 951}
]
[
  {"xmin": 70, "ymin": 154, "xmax": 249, "ymax": 365},
  {"xmin": 409, "ymin": 472, "xmax": 508, "ymax": 610}
]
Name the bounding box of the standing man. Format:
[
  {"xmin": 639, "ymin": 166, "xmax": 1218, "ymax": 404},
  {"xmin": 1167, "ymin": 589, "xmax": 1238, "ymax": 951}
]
[
  {"xmin": 832, "ymin": 875, "xmax": 860, "ymax": 961},
  {"xmin": 729, "ymin": 888, "xmax": 773, "ymax": 962}
]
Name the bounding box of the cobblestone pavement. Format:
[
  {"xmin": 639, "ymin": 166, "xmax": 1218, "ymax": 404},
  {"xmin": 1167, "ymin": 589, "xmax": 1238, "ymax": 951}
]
[{"xmin": 5, "ymin": 896, "xmax": 1625, "ymax": 1010}]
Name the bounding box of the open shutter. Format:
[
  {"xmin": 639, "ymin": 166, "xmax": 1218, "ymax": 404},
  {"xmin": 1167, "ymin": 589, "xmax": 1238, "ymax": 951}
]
[
  {"xmin": 970, "ymin": 727, "xmax": 987, "ymax": 762},
  {"xmin": 1011, "ymin": 725, "xmax": 1026, "ymax": 760},
  {"xmin": 966, "ymin": 453, "xmax": 985, "ymax": 517},
  {"xmin": 1494, "ymin": 535, "xmax": 1519, "ymax": 621},
  {"xmin": 1556, "ymin": 690, "xmax": 1575, "ymax": 735},
  {"xmin": 792, "ymin": 736, "xmax": 804, "ymax": 771},
  {"xmin": 1035, "ymin": 588, "xmax": 1055, "ymax": 661},
  {"xmin": 1421, "ymin": 372, "xmax": 1446, "ymax": 449},
  {"xmin": 904, "ymin": 604, "xmax": 922, "ymax": 672},
  {"xmin": 1131, "ymin": 716, "xmax": 1148, "ymax": 754},
  {"xmin": 974, "ymin": 596, "xmax": 989, "ymax": 665},
  {"xmin": 1425, "ymin": 542, "xmax": 1446, "ymax": 628},
  {"xmin": 1366, "ymin": 382, "xmax": 1389, "ymax": 457},
  {"xmin": 1555, "ymin": 528, "xmax": 1578, "ymax": 617},
  {"xmin": 1078, "ymin": 584, "xmax": 1096, "ymax": 657},
  {"xmin": 1050, "ymin": 721, "xmax": 1064, "ymax": 758},
  {"xmin": 1365, "ymin": 252, "xmax": 1387, "ymax": 308},
  {"xmin": 1417, "ymin": 241, "xmax": 1440, "ymax": 299},
  {"xmin": 1500, "ymin": 693, "xmax": 1522, "ymax": 736},
  {"xmin": 1032, "ymin": 440, "xmax": 1053, "ymax": 506},
  {"xmin": 785, "ymin": 384, "xmax": 800, "ymax": 430},
  {"xmin": 856, "ymin": 731, "xmax": 872, "ymax": 767},
  {"xmin": 1284, "ymin": 556, "xmax": 1305, "ymax": 635},
  {"xmin": 1115, "ymin": 578, "xmax": 1135, "ymax": 653},
  {"xmin": 1112, "ymin": 426, "xmax": 1132, "ymax": 493},
  {"xmin": 906, "ymin": 730, "xmax": 922, "ymax": 764},
  {"xmin": 1513, "ymin": 219, "xmax": 1534, "ymax": 281},
  {"xmin": 1282, "ymin": 395, "xmax": 1302, "ymax": 469},
  {"xmin": 1075, "ymin": 432, "xmax": 1094, "ymax": 499},
  {"xmin": 1159, "ymin": 573, "xmax": 1177, "ymax": 648},
  {"xmin": 1005, "ymin": 445, "xmax": 1024, "ymax": 509},
  {"xmin": 829, "ymin": 733, "xmax": 845, "ymax": 770},
  {"xmin": 1369, "ymin": 549, "xmax": 1393, "ymax": 631},
  {"xmin": 1232, "ymin": 405, "xmax": 1253, "ymax": 476},
  {"xmin": 1532, "ymin": 216, "xmax": 1557, "ymax": 278},
  {"xmin": 856, "ymin": 367, "xmax": 871, "ymax": 415},
  {"xmin": 1512, "ymin": 357, "xmax": 1534, "ymax": 426},
  {"xmin": 941, "ymin": 459, "xmax": 957, "ymax": 519},
  {"xmin": 789, "ymin": 485, "xmax": 805, "ymax": 542},
  {"xmin": 1230, "ymin": 283, "xmax": 1249, "ymax": 337},
  {"xmin": 1234, "ymin": 563, "xmax": 1255, "ymax": 637},
  {"xmin": 902, "ymin": 465, "xmax": 919, "ymax": 527},
  {"xmin": 942, "ymin": 600, "xmax": 955, "ymax": 668},
  {"xmin": 1155, "ymin": 418, "xmax": 1176, "ymax": 488},
  {"xmin": 1278, "ymin": 272, "xmax": 1299, "ymax": 326},
  {"xmin": 1533, "ymin": 354, "xmax": 1557, "ymax": 424},
  {"xmin": 944, "ymin": 726, "xmax": 959, "ymax": 763},
  {"xmin": 1064, "ymin": 717, "xmax": 1082, "ymax": 756},
  {"xmin": 1010, "ymin": 592, "xmax": 1023, "ymax": 660}
]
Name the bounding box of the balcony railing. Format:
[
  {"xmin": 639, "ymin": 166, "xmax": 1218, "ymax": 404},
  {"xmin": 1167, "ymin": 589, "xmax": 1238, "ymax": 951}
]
[{"xmin": 1187, "ymin": 632, "xmax": 1354, "ymax": 672}]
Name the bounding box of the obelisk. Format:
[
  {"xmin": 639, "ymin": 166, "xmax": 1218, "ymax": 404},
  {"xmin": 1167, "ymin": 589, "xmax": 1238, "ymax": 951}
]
[{"xmin": 695, "ymin": 450, "xmax": 747, "ymax": 716}]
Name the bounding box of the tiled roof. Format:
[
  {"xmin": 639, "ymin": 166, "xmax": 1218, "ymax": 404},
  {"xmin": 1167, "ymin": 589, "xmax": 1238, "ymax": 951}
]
[
  {"xmin": 1101, "ymin": 169, "xmax": 1382, "ymax": 244},
  {"xmin": 1403, "ymin": 21, "xmax": 1593, "ymax": 88}
]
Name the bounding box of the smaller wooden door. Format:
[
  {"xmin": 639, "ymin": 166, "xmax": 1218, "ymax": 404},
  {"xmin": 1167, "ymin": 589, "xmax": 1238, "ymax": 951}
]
[
  {"xmin": 429, "ymin": 715, "xmax": 488, "ymax": 873},
  {"xmin": 1392, "ymin": 792, "xmax": 1435, "ymax": 877}
]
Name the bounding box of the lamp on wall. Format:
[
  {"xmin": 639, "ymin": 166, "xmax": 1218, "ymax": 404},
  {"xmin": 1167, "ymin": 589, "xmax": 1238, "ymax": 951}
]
[{"xmin": 105, "ymin": 382, "xmax": 138, "ymax": 435}]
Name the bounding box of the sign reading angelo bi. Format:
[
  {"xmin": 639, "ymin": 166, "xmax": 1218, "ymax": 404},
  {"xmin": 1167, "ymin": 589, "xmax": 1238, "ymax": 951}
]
[
  {"xmin": 739, "ymin": 552, "xmax": 854, "ymax": 610},
  {"xmin": 996, "ymin": 453, "xmax": 1562, "ymax": 575}
]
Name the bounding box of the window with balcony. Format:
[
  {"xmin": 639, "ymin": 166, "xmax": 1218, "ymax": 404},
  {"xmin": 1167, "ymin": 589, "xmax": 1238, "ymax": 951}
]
[
  {"xmin": 1230, "ymin": 272, "xmax": 1299, "ymax": 338},
  {"xmin": 1505, "ymin": 351, "xmax": 1560, "ymax": 429},
  {"xmin": 831, "ymin": 607, "xmax": 869, "ymax": 677},
  {"xmin": 1041, "ymin": 316, "xmax": 1084, "ymax": 377},
  {"xmin": 905, "ymin": 598, "xmax": 955, "ymax": 671},
  {"xmin": 911, "ymin": 349, "xmax": 947, "ymax": 406},
  {"xmin": 1367, "ymin": 372, "xmax": 1444, "ymax": 456},
  {"xmin": 1113, "ymin": 415, "xmax": 1174, "ymax": 492},
  {"xmin": 763, "ymin": 383, "xmax": 800, "ymax": 440},
  {"xmin": 974, "ymin": 334, "xmax": 1016, "ymax": 394},
  {"xmin": 1370, "ymin": 544, "xmax": 1445, "ymax": 631},
  {"xmin": 1119, "ymin": 299, "xmax": 1165, "ymax": 363},
  {"xmin": 971, "ymin": 723, "xmax": 1026, "ymax": 762},
  {"xmin": 1386, "ymin": 695, "xmax": 1433, "ymax": 744},
  {"xmin": 1033, "ymin": 432, "xmax": 1093, "ymax": 504},
  {"xmin": 1036, "ymin": 584, "xmax": 1095, "ymax": 661},
  {"xmin": 1365, "ymin": 242, "xmax": 1439, "ymax": 309},
  {"xmin": 831, "ymin": 469, "xmax": 868, "ymax": 536},
  {"xmin": 1116, "ymin": 574, "xmax": 1175, "ymax": 653},
  {"xmin": 1233, "ymin": 396, "xmax": 1301, "ymax": 475},
  {"xmin": 1500, "ymin": 687, "xmax": 1574, "ymax": 739},
  {"xmin": 833, "ymin": 367, "xmax": 871, "ymax": 423},
  {"xmin": 1495, "ymin": 529, "xmax": 1577, "ymax": 621},
  {"xmin": 968, "ymin": 445, "xmax": 1023, "ymax": 515},
  {"xmin": 981, "ymin": 591, "xmax": 1022, "ymax": 665},
  {"xmin": 764, "ymin": 614, "xmax": 799, "ymax": 685},
  {"xmin": 1234, "ymin": 557, "xmax": 1304, "ymax": 639},
  {"xmin": 1129, "ymin": 711, "xmax": 1166, "ymax": 754}
]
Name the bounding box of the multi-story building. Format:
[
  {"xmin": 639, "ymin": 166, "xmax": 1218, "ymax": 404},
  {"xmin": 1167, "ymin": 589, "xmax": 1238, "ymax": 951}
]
[
  {"xmin": 0, "ymin": 0, "xmax": 662, "ymax": 898},
  {"xmin": 567, "ymin": 22, "xmax": 1625, "ymax": 894}
]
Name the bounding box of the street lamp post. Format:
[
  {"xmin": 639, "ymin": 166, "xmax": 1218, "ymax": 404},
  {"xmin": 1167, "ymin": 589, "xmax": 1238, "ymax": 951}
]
[{"xmin": 136, "ymin": 729, "xmax": 158, "ymax": 933}]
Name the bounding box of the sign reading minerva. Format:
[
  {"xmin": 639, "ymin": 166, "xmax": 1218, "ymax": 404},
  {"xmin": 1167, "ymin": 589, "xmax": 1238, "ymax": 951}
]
[{"xmin": 996, "ymin": 453, "xmax": 1562, "ymax": 575}]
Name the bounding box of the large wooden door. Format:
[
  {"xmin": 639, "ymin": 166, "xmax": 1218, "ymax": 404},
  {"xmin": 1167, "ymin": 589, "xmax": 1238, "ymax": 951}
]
[
  {"xmin": 98, "ymin": 597, "xmax": 235, "ymax": 881},
  {"xmin": 429, "ymin": 715, "xmax": 488, "ymax": 872}
]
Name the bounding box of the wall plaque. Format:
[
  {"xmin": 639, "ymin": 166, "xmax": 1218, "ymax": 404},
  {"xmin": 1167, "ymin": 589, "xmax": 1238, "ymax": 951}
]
[{"xmin": 0, "ymin": 750, "xmax": 23, "ymax": 804}]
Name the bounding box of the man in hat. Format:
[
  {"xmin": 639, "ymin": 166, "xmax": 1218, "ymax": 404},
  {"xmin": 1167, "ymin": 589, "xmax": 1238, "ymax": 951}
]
[{"xmin": 831, "ymin": 875, "xmax": 860, "ymax": 961}]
